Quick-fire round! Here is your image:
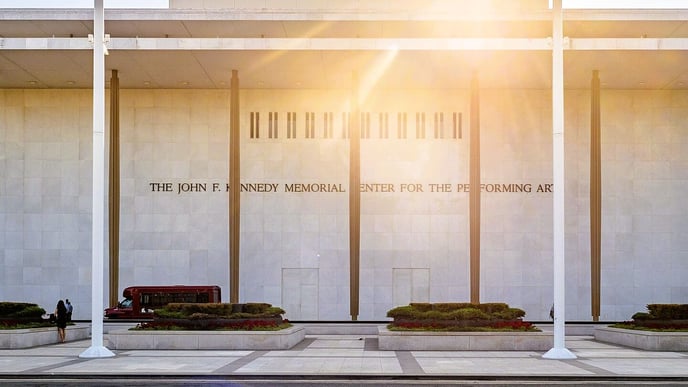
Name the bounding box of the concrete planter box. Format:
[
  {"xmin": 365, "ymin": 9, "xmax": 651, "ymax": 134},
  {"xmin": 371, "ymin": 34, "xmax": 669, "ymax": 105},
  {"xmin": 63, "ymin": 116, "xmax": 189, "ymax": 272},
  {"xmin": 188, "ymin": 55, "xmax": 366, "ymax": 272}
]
[
  {"xmin": 301, "ymin": 323, "xmax": 383, "ymax": 336},
  {"xmin": 107, "ymin": 325, "xmax": 305, "ymax": 350},
  {"xmin": 378, "ymin": 326, "xmax": 552, "ymax": 351},
  {"xmin": 594, "ymin": 326, "xmax": 688, "ymax": 351},
  {"xmin": 0, "ymin": 324, "xmax": 91, "ymax": 348}
]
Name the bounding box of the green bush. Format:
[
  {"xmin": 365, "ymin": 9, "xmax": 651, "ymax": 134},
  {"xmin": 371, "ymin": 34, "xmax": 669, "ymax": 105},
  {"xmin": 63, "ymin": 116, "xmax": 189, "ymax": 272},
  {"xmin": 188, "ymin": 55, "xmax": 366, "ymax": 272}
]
[
  {"xmin": 622, "ymin": 304, "xmax": 688, "ymax": 331},
  {"xmin": 645, "ymin": 304, "xmax": 688, "ymax": 320},
  {"xmin": 632, "ymin": 312, "xmax": 651, "ymax": 321},
  {"xmin": 493, "ymin": 308, "xmax": 526, "ymax": 320},
  {"xmin": 478, "ymin": 303, "xmax": 509, "ymax": 314},
  {"xmin": 625, "ymin": 304, "xmax": 688, "ymax": 322},
  {"xmin": 386, "ymin": 305, "xmax": 416, "ymax": 319},
  {"xmin": 153, "ymin": 302, "xmax": 285, "ymax": 320},
  {"xmin": 386, "ymin": 302, "xmax": 534, "ymax": 332},
  {"xmin": 409, "ymin": 303, "xmax": 432, "ymax": 312},
  {"xmin": 141, "ymin": 302, "xmax": 288, "ymax": 331},
  {"xmin": 232, "ymin": 307, "xmax": 285, "ymax": 319},
  {"xmin": 0, "ymin": 302, "xmax": 46, "ymax": 318},
  {"xmin": 152, "ymin": 308, "xmax": 185, "ymax": 319},
  {"xmin": 157, "ymin": 303, "xmax": 233, "ymax": 317},
  {"xmin": 12, "ymin": 306, "xmax": 46, "ymax": 319},
  {"xmin": 263, "ymin": 306, "xmax": 286, "ymax": 317},
  {"xmin": 419, "ymin": 310, "xmax": 450, "ymax": 320},
  {"xmin": 243, "ymin": 303, "xmax": 271, "ymax": 314},
  {"xmin": 387, "ymin": 302, "xmax": 526, "ymax": 322},
  {"xmin": 448, "ymin": 308, "xmax": 489, "ymax": 320},
  {"xmin": 433, "ymin": 303, "xmax": 475, "ymax": 312}
]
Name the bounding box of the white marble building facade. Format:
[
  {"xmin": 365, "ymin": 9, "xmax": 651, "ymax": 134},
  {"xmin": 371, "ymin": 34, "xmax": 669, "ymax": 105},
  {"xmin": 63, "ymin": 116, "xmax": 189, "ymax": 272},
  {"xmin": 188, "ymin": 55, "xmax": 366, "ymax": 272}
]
[{"xmin": 1, "ymin": 87, "xmax": 687, "ymax": 321}]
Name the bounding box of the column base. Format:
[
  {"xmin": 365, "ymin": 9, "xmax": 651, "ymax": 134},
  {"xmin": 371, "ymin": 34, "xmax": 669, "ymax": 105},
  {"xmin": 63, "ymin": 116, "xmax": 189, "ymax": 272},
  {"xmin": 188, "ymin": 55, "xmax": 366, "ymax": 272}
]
[
  {"xmin": 542, "ymin": 347, "xmax": 577, "ymax": 359},
  {"xmin": 79, "ymin": 345, "xmax": 115, "ymax": 358}
]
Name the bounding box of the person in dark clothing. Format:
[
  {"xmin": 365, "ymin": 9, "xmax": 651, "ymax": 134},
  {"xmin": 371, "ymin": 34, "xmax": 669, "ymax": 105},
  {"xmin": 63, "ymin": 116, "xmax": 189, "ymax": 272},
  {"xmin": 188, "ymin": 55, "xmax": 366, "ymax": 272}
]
[
  {"xmin": 55, "ymin": 300, "xmax": 68, "ymax": 343},
  {"xmin": 65, "ymin": 299, "xmax": 73, "ymax": 322}
]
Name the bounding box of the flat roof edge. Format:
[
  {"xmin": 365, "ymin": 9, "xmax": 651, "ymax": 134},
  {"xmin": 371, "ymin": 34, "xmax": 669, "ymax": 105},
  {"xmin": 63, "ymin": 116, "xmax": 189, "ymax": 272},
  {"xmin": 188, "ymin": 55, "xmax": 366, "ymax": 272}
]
[{"xmin": 2, "ymin": 8, "xmax": 688, "ymax": 22}]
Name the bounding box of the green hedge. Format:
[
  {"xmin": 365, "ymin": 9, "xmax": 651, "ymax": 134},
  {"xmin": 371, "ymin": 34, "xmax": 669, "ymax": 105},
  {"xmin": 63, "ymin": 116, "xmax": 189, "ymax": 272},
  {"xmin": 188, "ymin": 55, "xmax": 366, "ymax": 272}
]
[
  {"xmin": 0, "ymin": 302, "xmax": 46, "ymax": 319},
  {"xmin": 153, "ymin": 302, "xmax": 285, "ymax": 320},
  {"xmin": 632, "ymin": 304, "xmax": 688, "ymax": 321},
  {"xmin": 387, "ymin": 302, "xmax": 526, "ymax": 321},
  {"xmin": 140, "ymin": 302, "xmax": 289, "ymax": 331}
]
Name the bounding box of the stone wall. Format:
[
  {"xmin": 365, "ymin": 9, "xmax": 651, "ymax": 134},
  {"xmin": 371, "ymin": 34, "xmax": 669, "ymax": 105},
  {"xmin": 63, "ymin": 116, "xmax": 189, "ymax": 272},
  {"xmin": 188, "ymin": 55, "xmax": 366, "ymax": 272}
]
[{"xmin": 1, "ymin": 88, "xmax": 686, "ymax": 321}]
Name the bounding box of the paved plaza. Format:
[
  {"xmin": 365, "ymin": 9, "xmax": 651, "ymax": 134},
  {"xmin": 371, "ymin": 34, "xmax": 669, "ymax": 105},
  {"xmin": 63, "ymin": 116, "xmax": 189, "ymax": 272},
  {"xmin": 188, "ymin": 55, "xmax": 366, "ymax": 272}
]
[{"xmin": 0, "ymin": 327, "xmax": 687, "ymax": 386}]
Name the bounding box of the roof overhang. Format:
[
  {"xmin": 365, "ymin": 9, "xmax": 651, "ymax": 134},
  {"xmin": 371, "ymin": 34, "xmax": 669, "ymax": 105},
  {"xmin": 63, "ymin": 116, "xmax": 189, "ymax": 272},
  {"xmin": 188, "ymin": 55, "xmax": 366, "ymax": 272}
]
[{"xmin": 1, "ymin": 7, "xmax": 687, "ymax": 90}]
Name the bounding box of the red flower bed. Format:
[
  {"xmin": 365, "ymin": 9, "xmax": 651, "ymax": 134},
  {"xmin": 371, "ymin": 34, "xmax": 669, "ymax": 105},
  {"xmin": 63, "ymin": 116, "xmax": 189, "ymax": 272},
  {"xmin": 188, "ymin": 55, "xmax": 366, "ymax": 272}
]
[
  {"xmin": 620, "ymin": 320, "xmax": 688, "ymax": 330},
  {"xmin": 489, "ymin": 320, "xmax": 534, "ymax": 330},
  {"xmin": 390, "ymin": 319, "xmax": 535, "ymax": 331},
  {"xmin": 386, "ymin": 302, "xmax": 539, "ymax": 332},
  {"xmin": 136, "ymin": 317, "xmax": 288, "ymax": 331}
]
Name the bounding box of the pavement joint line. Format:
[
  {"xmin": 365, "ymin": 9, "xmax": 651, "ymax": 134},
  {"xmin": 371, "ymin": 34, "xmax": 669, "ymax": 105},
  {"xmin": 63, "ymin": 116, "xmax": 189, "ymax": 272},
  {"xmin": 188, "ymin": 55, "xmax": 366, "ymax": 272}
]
[
  {"xmin": 364, "ymin": 337, "xmax": 378, "ymax": 351},
  {"xmin": 20, "ymin": 358, "xmax": 89, "ymax": 374},
  {"xmin": 565, "ymin": 359, "xmax": 618, "ymax": 376},
  {"xmin": 290, "ymin": 337, "xmax": 316, "ymax": 350},
  {"xmin": 212, "ymin": 350, "xmax": 268, "ymax": 374},
  {"xmin": 260, "ymin": 355, "xmax": 395, "ymax": 358},
  {"xmin": 396, "ymin": 350, "xmax": 425, "ymax": 374}
]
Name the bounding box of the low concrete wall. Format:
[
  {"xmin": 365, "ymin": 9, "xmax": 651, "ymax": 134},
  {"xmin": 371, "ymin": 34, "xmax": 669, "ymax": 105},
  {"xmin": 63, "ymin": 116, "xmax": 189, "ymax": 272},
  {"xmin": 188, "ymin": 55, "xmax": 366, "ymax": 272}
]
[
  {"xmin": 273, "ymin": 322, "xmax": 601, "ymax": 337},
  {"xmin": 0, "ymin": 324, "xmax": 91, "ymax": 348},
  {"xmin": 594, "ymin": 326, "xmax": 688, "ymax": 351},
  {"xmin": 298, "ymin": 323, "xmax": 384, "ymax": 336},
  {"xmin": 378, "ymin": 326, "xmax": 553, "ymax": 351},
  {"xmin": 536, "ymin": 323, "xmax": 607, "ymax": 336},
  {"xmin": 103, "ymin": 321, "xmax": 138, "ymax": 333},
  {"xmin": 107, "ymin": 326, "xmax": 305, "ymax": 350}
]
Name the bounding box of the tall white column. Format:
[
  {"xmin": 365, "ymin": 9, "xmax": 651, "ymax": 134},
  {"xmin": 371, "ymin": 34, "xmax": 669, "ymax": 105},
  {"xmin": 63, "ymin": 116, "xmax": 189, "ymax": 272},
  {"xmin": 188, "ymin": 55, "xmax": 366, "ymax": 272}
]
[
  {"xmin": 543, "ymin": 0, "xmax": 576, "ymax": 360},
  {"xmin": 80, "ymin": 0, "xmax": 115, "ymax": 358}
]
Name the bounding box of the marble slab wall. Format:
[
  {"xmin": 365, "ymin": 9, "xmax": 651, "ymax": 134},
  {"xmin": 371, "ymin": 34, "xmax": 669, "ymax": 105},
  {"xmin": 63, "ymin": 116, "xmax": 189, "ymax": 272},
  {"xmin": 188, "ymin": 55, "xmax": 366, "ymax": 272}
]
[{"xmin": 1, "ymin": 88, "xmax": 686, "ymax": 321}]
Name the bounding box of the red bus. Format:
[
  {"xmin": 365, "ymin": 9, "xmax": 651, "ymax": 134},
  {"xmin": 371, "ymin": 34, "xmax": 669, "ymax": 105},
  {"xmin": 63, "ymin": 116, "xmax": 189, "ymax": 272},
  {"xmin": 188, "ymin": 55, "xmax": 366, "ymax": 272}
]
[{"xmin": 104, "ymin": 285, "xmax": 222, "ymax": 319}]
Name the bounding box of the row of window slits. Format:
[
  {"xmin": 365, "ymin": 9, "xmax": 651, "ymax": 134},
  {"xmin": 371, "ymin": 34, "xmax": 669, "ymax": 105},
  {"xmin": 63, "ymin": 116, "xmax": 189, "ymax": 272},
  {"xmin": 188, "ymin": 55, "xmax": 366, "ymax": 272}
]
[{"xmin": 249, "ymin": 112, "xmax": 462, "ymax": 140}]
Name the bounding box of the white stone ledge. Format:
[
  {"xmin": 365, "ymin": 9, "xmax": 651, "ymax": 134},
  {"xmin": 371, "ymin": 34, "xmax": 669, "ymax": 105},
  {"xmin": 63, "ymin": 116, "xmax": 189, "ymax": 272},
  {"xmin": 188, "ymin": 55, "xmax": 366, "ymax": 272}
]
[
  {"xmin": 107, "ymin": 326, "xmax": 305, "ymax": 350},
  {"xmin": 378, "ymin": 326, "xmax": 553, "ymax": 351},
  {"xmin": 4, "ymin": 37, "xmax": 688, "ymax": 51},
  {"xmin": 0, "ymin": 324, "xmax": 91, "ymax": 349},
  {"xmin": 594, "ymin": 326, "xmax": 688, "ymax": 351},
  {"xmin": 0, "ymin": 37, "xmax": 553, "ymax": 51}
]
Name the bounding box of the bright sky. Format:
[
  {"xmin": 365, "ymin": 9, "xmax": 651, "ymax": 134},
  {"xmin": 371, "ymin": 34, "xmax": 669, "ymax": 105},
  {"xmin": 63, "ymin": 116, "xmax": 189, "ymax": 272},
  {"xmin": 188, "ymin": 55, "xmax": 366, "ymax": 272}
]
[{"xmin": 0, "ymin": 0, "xmax": 687, "ymax": 8}]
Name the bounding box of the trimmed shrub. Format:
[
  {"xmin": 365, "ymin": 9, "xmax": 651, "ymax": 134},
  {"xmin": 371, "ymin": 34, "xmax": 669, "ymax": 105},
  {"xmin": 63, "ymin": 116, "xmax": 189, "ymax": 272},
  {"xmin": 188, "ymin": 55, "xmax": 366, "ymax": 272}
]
[
  {"xmin": 618, "ymin": 304, "xmax": 688, "ymax": 330},
  {"xmin": 145, "ymin": 302, "xmax": 288, "ymax": 331},
  {"xmin": 493, "ymin": 308, "xmax": 527, "ymax": 320},
  {"xmin": 409, "ymin": 303, "xmax": 432, "ymax": 312},
  {"xmin": 631, "ymin": 312, "xmax": 651, "ymax": 321},
  {"xmin": 386, "ymin": 305, "xmax": 416, "ymax": 319},
  {"xmin": 0, "ymin": 302, "xmax": 46, "ymax": 319},
  {"xmin": 386, "ymin": 302, "xmax": 537, "ymax": 332},
  {"xmin": 646, "ymin": 304, "xmax": 688, "ymax": 320},
  {"xmin": 448, "ymin": 308, "xmax": 489, "ymax": 320},
  {"xmin": 0, "ymin": 302, "xmax": 48, "ymax": 328},
  {"xmin": 433, "ymin": 303, "xmax": 475, "ymax": 312},
  {"xmin": 154, "ymin": 303, "xmax": 242, "ymax": 318},
  {"xmin": 243, "ymin": 303, "xmax": 271, "ymax": 314},
  {"xmin": 477, "ymin": 303, "xmax": 509, "ymax": 314},
  {"xmin": 12, "ymin": 305, "xmax": 46, "ymax": 319}
]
